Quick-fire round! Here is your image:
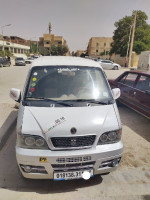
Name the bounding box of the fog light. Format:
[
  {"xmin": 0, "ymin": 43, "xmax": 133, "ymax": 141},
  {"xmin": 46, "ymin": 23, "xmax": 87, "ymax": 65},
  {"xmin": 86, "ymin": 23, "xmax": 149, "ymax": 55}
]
[
  {"xmin": 111, "ymin": 159, "xmax": 118, "ymax": 167},
  {"xmin": 23, "ymin": 165, "xmax": 32, "ymax": 173},
  {"xmin": 20, "ymin": 164, "xmax": 48, "ymax": 174},
  {"xmin": 100, "ymin": 157, "xmax": 121, "ymax": 168}
]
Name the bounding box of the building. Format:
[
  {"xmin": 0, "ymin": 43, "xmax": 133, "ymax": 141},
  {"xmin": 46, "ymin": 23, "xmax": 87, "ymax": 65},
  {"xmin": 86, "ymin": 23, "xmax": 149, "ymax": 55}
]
[
  {"xmin": 76, "ymin": 50, "xmax": 87, "ymax": 57},
  {"xmin": 87, "ymin": 37, "xmax": 113, "ymax": 58},
  {"xmin": 3, "ymin": 36, "xmax": 30, "ymax": 46},
  {"xmin": 39, "ymin": 34, "xmax": 70, "ymax": 55},
  {"xmin": 0, "ymin": 35, "xmax": 30, "ymax": 58}
]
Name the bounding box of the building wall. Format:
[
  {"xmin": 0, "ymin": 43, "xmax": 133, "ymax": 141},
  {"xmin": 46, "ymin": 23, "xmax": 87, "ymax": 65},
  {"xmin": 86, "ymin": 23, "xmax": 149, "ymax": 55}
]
[
  {"xmin": 76, "ymin": 50, "xmax": 86, "ymax": 57},
  {"xmin": 3, "ymin": 36, "xmax": 30, "ymax": 46},
  {"xmin": 39, "ymin": 34, "xmax": 70, "ymax": 55},
  {"xmin": 0, "ymin": 40, "xmax": 30, "ymax": 59},
  {"xmin": 43, "ymin": 34, "xmax": 66, "ymax": 47},
  {"xmin": 87, "ymin": 37, "xmax": 113, "ymax": 58}
]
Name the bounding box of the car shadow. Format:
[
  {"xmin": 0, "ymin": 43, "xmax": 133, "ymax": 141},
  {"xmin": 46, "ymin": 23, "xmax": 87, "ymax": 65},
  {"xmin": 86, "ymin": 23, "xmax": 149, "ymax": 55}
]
[
  {"xmin": 0, "ymin": 110, "xmax": 17, "ymax": 150},
  {"xmin": 0, "ymin": 126, "xmax": 103, "ymax": 194},
  {"xmin": 118, "ymin": 104, "xmax": 150, "ymax": 142}
]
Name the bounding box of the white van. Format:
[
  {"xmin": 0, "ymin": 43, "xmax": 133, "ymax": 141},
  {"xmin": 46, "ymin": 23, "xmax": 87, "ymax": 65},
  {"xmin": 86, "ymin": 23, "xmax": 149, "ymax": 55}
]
[
  {"xmin": 10, "ymin": 56, "xmax": 123, "ymax": 180},
  {"xmin": 137, "ymin": 51, "xmax": 150, "ymax": 71}
]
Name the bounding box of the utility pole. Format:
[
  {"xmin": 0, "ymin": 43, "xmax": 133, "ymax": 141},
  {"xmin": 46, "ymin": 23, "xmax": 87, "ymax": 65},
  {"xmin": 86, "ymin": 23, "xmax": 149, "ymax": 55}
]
[
  {"xmin": 0, "ymin": 24, "xmax": 11, "ymax": 57},
  {"xmin": 128, "ymin": 11, "xmax": 137, "ymax": 67},
  {"xmin": 125, "ymin": 24, "xmax": 133, "ymax": 67}
]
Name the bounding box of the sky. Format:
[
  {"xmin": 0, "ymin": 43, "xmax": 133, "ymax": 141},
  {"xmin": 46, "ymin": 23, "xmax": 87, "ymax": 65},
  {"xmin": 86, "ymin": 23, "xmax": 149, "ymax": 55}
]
[{"xmin": 0, "ymin": 0, "xmax": 150, "ymax": 52}]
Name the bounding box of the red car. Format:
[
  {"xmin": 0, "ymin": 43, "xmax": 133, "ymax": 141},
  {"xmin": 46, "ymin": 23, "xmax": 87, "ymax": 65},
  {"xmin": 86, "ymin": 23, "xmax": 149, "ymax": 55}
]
[{"xmin": 109, "ymin": 71, "xmax": 150, "ymax": 119}]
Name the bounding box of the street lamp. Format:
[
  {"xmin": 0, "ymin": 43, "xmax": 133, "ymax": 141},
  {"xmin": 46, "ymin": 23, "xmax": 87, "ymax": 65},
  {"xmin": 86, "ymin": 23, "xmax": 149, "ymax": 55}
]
[{"xmin": 0, "ymin": 24, "xmax": 11, "ymax": 57}]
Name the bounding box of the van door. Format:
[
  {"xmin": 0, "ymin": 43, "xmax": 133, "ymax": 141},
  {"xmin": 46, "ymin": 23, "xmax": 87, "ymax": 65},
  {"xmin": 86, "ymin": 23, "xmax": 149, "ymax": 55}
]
[{"xmin": 117, "ymin": 72, "xmax": 138, "ymax": 106}]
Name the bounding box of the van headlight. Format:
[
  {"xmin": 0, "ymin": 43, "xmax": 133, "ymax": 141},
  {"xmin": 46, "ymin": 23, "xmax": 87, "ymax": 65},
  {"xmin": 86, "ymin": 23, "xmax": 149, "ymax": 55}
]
[
  {"xmin": 17, "ymin": 134, "xmax": 49, "ymax": 149},
  {"xmin": 97, "ymin": 129, "xmax": 122, "ymax": 145}
]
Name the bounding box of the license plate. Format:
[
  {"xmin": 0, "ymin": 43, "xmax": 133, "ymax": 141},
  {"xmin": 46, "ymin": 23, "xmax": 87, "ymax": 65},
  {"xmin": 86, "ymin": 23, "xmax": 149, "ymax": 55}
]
[{"xmin": 54, "ymin": 169, "xmax": 93, "ymax": 181}]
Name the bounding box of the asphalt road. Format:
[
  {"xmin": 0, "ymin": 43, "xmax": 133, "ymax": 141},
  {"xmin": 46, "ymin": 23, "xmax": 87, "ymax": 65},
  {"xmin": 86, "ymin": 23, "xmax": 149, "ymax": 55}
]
[{"xmin": 0, "ymin": 63, "xmax": 150, "ymax": 200}]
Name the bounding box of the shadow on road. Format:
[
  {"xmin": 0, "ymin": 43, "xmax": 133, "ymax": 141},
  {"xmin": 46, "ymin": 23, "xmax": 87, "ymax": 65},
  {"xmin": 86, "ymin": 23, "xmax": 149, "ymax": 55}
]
[
  {"xmin": 118, "ymin": 104, "xmax": 150, "ymax": 142},
  {"xmin": 0, "ymin": 110, "xmax": 17, "ymax": 150},
  {"xmin": 0, "ymin": 126, "xmax": 103, "ymax": 194}
]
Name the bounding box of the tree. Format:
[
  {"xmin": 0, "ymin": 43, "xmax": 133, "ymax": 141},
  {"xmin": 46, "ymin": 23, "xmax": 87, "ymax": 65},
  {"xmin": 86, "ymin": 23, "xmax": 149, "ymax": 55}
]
[
  {"xmin": 38, "ymin": 44, "xmax": 68, "ymax": 56},
  {"xmin": 0, "ymin": 50, "xmax": 12, "ymax": 57},
  {"xmin": 38, "ymin": 46, "xmax": 50, "ymax": 56},
  {"xmin": 100, "ymin": 51, "xmax": 110, "ymax": 56},
  {"xmin": 110, "ymin": 10, "xmax": 150, "ymax": 56},
  {"xmin": 50, "ymin": 44, "xmax": 68, "ymax": 56},
  {"xmin": 30, "ymin": 42, "xmax": 38, "ymax": 54}
]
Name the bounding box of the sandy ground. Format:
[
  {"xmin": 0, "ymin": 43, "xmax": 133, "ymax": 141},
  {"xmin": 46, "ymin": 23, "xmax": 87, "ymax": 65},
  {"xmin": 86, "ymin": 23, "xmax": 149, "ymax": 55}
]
[{"xmin": 117, "ymin": 104, "xmax": 150, "ymax": 171}]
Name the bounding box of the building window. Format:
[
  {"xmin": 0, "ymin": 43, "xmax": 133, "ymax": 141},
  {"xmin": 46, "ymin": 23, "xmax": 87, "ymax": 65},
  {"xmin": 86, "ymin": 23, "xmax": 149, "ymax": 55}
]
[
  {"xmin": 10, "ymin": 48, "xmax": 13, "ymax": 53},
  {"xmin": 96, "ymin": 43, "xmax": 99, "ymax": 47},
  {"xmin": 45, "ymin": 41, "xmax": 50, "ymax": 44},
  {"xmin": 104, "ymin": 42, "xmax": 106, "ymax": 47},
  {"xmin": 58, "ymin": 41, "xmax": 62, "ymax": 45},
  {"xmin": 96, "ymin": 49, "xmax": 98, "ymax": 53}
]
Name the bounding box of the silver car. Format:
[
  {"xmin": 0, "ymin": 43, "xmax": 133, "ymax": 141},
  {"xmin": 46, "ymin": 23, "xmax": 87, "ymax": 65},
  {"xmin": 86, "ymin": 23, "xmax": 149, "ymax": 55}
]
[
  {"xmin": 15, "ymin": 57, "xmax": 26, "ymax": 66},
  {"xmin": 98, "ymin": 60, "xmax": 121, "ymax": 70},
  {"xmin": 10, "ymin": 56, "xmax": 123, "ymax": 180}
]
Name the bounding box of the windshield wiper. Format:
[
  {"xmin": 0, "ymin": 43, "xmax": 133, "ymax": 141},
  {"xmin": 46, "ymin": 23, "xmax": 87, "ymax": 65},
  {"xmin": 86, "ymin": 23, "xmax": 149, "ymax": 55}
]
[
  {"xmin": 67, "ymin": 99, "xmax": 113, "ymax": 105},
  {"xmin": 25, "ymin": 97, "xmax": 72, "ymax": 107}
]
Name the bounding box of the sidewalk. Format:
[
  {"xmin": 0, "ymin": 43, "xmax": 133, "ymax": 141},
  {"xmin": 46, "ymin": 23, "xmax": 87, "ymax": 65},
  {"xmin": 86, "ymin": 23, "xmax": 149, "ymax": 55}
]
[{"xmin": 0, "ymin": 103, "xmax": 18, "ymax": 150}]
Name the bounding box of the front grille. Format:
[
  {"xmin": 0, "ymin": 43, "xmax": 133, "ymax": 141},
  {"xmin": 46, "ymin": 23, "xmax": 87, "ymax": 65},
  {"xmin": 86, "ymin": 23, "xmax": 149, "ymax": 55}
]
[
  {"xmin": 52, "ymin": 161, "xmax": 95, "ymax": 169},
  {"xmin": 51, "ymin": 135, "xmax": 96, "ymax": 148},
  {"xmin": 56, "ymin": 156, "xmax": 91, "ymax": 163}
]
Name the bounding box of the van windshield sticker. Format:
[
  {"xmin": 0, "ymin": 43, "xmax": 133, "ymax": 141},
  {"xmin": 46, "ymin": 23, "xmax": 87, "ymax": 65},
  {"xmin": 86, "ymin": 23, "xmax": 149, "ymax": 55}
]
[
  {"xmin": 44, "ymin": 116, "xmax": 66, "ymax": 133},
  {"xmin": 31, "ymin": 83, "xmax": 36, "ymax": 87},
  {"xmin": 58, "ymin": 68, "xmax": 79, "ymax": 72},
  {"xmin": 32, "ymin": 77, "xmax": 37, "ymax": 81}
]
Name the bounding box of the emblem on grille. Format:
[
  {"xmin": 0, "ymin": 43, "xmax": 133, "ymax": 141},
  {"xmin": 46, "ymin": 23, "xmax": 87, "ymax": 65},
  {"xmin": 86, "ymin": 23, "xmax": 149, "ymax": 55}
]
[
  {"xmin": 70, "ymin": 127, "xmax": 77, "ymax": 134},
  {"xmin": 71, "ymin": 138, "xmax": 77, "ymax": 146}
]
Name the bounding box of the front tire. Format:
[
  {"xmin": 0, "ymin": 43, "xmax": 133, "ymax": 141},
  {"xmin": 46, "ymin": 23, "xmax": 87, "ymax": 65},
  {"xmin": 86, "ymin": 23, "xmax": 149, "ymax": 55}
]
[{"xmin": 114, "ymin": 65, "xmax": 118, "ymax": 70}]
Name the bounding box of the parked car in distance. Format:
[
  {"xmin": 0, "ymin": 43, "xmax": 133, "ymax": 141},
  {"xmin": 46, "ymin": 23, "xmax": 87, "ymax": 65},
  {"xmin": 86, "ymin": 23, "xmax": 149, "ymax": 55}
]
[
  {"xmin": 15, "ymin": 57, "xmax": 26, "ymax": 66},
  {"xmin": 33, "ymin": 55, "xmax": 39, "ymax": 59},
  {"xmin": 109, "ymin": 70, "xmax": 150, "ymax": 119},
  {"xmin": 0, "ymin": 57, "xmax": 11, "ymax": 67},
  {"xmin": 10, "ymin": 56, "xmax": 123, "ymax": 180},
  {"xmin": 98, "ymin": 60, "xmax": 121, "ymax": 70},
  {"xmin": 25, "ymin": 57, "xmax": 34, "ymax": 64}
]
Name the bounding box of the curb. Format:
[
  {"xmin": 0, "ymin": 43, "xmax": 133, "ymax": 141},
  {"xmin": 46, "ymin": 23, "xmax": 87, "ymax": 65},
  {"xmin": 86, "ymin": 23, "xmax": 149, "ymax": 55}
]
[{"xmin": 0, "ymin": 111, "xmax": 17, "ymax": 150}]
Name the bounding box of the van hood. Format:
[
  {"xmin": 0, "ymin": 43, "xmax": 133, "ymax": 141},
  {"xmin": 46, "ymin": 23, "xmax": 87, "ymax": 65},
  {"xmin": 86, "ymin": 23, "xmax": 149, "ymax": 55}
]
[{"xmin": 21, "ymin": 105, "xmax": 120, "ymax": 141}]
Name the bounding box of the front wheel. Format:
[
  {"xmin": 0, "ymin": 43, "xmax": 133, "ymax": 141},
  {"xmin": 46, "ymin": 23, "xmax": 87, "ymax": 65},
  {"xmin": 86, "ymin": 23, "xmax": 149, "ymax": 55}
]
[{"xmin": 114, "ymin": 65, "xmax": 118, "ymax": 70}]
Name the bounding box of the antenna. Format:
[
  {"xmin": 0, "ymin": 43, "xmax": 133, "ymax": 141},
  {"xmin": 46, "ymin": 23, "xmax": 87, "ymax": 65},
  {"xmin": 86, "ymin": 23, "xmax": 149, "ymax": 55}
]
[{"xmin": 49, "ymin": 22, "xmax": 52, "ymax": 34}]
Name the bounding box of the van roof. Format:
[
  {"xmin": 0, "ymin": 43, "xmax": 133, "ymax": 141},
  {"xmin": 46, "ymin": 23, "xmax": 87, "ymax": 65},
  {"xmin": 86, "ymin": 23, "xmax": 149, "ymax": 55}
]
[{"xmin": 30, "ymin": 56, "xmax": 102, "ymax": 69}]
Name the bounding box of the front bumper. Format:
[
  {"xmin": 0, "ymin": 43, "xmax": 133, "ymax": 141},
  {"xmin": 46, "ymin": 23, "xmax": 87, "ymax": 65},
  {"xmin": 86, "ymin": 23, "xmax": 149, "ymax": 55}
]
[{"xmin": 16, "ymin": 141, "xmax": 123, "ymax": 179}]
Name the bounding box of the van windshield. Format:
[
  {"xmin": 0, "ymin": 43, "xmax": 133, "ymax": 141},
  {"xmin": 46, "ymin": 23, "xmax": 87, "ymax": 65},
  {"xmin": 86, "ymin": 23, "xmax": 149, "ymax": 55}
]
[{"xmin": 25, "ymin": 66, "xmax": 112, "ymax": 102}]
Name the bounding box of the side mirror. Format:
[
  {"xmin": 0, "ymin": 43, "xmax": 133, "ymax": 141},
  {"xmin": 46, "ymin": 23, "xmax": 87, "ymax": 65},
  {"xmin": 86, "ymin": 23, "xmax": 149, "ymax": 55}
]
[
  {"xmin": 112, "ymin": 88, "xmax": 120, "ymax": 100},
  {"xmin": 10, "ymin": 88, "xmax": 21, "ymax": 102}
]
